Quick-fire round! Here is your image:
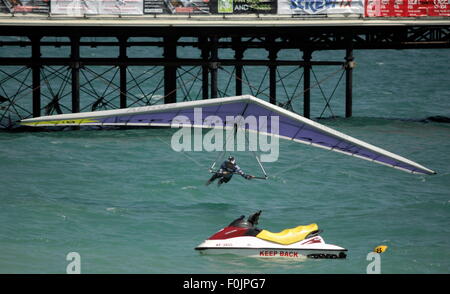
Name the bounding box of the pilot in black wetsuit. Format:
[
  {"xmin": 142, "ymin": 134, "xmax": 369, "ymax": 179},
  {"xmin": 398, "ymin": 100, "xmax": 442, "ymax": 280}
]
[{"xmin": 206, "ymin": 156, "xmax": 254, "ymax": 187}]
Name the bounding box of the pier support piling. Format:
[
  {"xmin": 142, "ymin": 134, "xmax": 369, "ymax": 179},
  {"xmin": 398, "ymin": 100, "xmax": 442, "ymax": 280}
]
[
  {"xmin": 210, "ymin": 36, "xmax": 219, "ymax": 99},
  {"xmin": 164, "ymin": 36, "xmax": 177, "ymax": 104},
  {"xmin": 345, "ymin": 48, "xmax": 354, "ymax": 118},
  {"xmin": 233, "ymin": 37, "xmax": 243, "ymax": 96},
  {"xmin": 70, "ymin": 36, "xmax": 80, "ymax": 113},
  {"xmin": 268, "ymin": 46, "xmax": 278, "ymax": 105},
  {"xmin": 31, "ymin": 35, "xmax": 41, "ymax": 118},
  {"xmin": 119, "ymin": 36, "xmax": 128, "ymax": 108},
  {"xmin": 303, "ymin": 50, "xmax": 312, "ymax": 118},
  {"xmin": 200, "ymin": 37, "xmax": 209, "ymax": 100}
]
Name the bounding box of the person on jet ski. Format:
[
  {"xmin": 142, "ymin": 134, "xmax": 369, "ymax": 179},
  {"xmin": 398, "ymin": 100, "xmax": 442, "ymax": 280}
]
[{"xmin": 206, "ymin": 156, "xmax": 254, "ymax": 186}]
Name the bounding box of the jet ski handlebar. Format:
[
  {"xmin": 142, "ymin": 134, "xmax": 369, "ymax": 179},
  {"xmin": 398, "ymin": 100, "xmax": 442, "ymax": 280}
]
[
  {"xmin": 228, "ymin": 210, "xmax": 262, "ymax": 228},
  {"xmin": 247, "ymin": 210, "xmax": 262, "ymax": 226}
]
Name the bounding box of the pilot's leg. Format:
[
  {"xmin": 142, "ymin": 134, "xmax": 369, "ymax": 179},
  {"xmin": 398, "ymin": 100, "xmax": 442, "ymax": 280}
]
[
  {"xmin": 218, "ymin": 174, "xmax": 232, "ymax": 186},
  {"xmin": 206, "ymin": 173, "xmax": 221, "ymax": 186}
]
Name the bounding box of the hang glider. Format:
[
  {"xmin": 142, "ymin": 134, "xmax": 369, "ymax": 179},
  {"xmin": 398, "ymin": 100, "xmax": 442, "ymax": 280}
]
[{"xmin": 20, "ymin": 95, "xmax": 435, "ymax": 175}]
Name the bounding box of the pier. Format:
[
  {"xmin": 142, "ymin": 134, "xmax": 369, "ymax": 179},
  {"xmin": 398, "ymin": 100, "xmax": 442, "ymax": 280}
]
[{"xmin": 0, "ymin": 14, "xmax": 449, "ymax": 128}]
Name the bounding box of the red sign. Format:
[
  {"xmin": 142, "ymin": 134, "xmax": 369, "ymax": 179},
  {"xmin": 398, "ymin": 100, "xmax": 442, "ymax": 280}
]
[
  {"xmin": 365, "ymin": 0, "xmax": 450, "ymax": 17},
  {"xmin": 428, "ymin": 0, "xmax": 450, "ymax": 16}
]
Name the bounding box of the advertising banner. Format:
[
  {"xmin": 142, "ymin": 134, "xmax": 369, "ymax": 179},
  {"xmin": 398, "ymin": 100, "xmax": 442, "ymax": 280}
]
[
  {"xmin": 2, "ymin": 0, "xmax": 50, "ymax": 13},
  {"xmin": 144, "ymin": 0, "xmax": 168, "ymax": 13},
  {"xmin": 165, "ymin": 0, "xmax": 211, "ymax": 14},
  {"xmin": 217, "ymin": 0, "xmax": 276, "ymax": 14},
  {"xmin": 368, "ymin": 0, "xmax": 408, "ymax": 16},
  {"xmin": 365, "ymin": 0, "xmax": 450, "ymax": 17},
  {"xmin": 429, "ymin": 0, "xmax": 450, "ymax": 16},
  {"xmin": 51, "ymin": 0, "xmax": 144, "ymax": 15},
  {"xmin": 277, "ymin": 0, "xmax": 364, "ymax": 15}
]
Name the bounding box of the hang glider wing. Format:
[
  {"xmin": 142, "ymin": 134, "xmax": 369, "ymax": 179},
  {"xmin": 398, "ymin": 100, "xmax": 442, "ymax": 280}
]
[{"xmin": 20, "ymin": 95, "xmax": 435, "ymax": 175}]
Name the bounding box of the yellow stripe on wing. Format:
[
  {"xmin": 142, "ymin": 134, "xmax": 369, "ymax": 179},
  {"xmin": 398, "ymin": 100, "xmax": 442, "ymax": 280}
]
[{"xmin": 20, "ymin": 118, "xmax": 99, "ymax": 126}]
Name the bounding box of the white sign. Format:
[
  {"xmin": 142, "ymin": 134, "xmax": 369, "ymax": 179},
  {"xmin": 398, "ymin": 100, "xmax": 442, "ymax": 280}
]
[
  {"xmin": 277, "ymin": 0, "xmax": 364, "ymax": 15},
  {"xmin": 51, "ymin": 0, "xmax": 144, "ymax": 15}
]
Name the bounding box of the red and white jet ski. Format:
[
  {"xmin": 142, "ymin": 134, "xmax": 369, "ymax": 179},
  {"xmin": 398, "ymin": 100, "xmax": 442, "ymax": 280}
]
[{"xmin": 195, "ymin": 211, "xmax": 347, "ymax": 259}]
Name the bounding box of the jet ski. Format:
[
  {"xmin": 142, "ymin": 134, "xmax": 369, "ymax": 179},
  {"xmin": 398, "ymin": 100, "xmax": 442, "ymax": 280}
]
[{"xmin": 195, "ymin": 210, "xmax": 347, "ymax": 259}]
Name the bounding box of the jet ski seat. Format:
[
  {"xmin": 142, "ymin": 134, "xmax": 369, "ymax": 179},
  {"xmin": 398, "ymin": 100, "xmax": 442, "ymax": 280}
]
[{"xmin": 256, "ymin": 224, "xmax": 319, "ymax": 245}]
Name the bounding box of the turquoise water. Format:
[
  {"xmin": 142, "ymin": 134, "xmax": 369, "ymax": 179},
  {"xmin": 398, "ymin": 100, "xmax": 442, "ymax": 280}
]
[{"xmin": 0, "ymin": 49, "xmax": 449, "ymax": 273}]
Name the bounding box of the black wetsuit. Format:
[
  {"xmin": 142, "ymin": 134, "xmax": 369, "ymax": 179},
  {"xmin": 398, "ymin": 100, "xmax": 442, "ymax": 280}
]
[{"xmin": 208, "ymin": 161, "xmax": 249, "ymax": 185}]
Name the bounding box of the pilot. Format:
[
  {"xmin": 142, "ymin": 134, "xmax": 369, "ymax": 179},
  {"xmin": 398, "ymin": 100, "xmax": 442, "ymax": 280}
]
[{"xmin": 206, "ymin": 156, "xmax": 254, "ymax": 187}]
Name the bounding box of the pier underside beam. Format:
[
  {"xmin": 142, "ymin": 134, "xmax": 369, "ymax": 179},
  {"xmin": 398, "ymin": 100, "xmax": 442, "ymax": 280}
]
[{"xmin": 0, "ymin": 58, "xmax": 344, "ymax": 67}]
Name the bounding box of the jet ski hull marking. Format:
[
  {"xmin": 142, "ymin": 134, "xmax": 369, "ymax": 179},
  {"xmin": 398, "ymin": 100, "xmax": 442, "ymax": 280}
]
[{"xmin": 195, "ymin": 248, "xmax": 347, "ymax": 259}]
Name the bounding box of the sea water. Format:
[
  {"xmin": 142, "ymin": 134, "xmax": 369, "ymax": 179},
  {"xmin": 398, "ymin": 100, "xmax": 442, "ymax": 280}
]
[{"xmin": 0, "ymin": 47, "xmax": 449, "ymax": 274}]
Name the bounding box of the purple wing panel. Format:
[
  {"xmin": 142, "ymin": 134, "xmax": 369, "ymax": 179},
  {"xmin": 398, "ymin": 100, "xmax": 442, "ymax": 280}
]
[{"xmin": 234, "ymin": 103, "xmax": 433, "ymax": 175}]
